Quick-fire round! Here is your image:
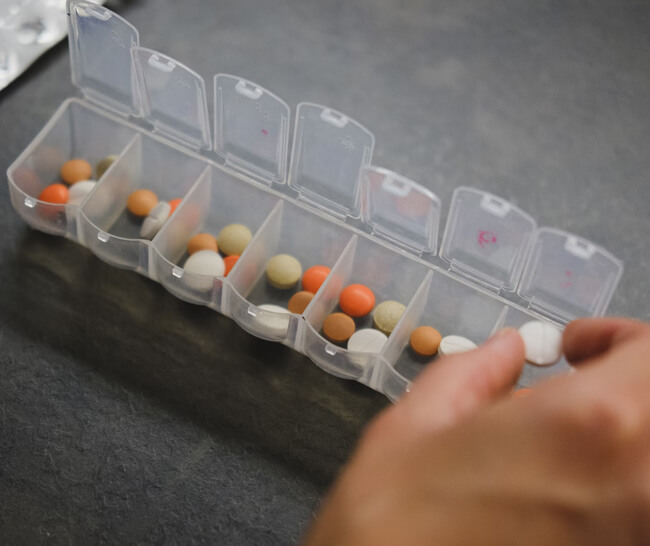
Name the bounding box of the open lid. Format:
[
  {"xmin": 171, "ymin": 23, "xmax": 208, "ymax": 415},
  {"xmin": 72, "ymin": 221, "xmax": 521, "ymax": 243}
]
[
  {"xmin": 288, "ymin": 103, "xmax": 374, "ymax": 219},
  {"xmin": 518, "ymin": 228, "xmax": 623, "ymax": 323},
  {"xmin": 440, "ymin": 187, "xmax": 537, "ymax": 292},
  {"xmin": 214, "ymin": 74, "xmax": 290, "ymax": 186},
  {"xmin": 131, "ymin": 46, "xmax": 211, "ymax": 150},
  {"xmin": 67, "ymin": 0, "xmax": 139, "ymax": 116},
  {"xmin": 360, "ymin": 166, "xmax": 441, "ymax": 255}
]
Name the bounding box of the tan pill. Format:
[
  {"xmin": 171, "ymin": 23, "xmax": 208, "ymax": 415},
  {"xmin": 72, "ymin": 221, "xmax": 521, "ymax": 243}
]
[
  {"xmin": 127, "ymin": 189, "xmax": 158, "ymax": 217},
  {"xmin": 187, "ymin": 233, "xmax": 218, "ymax": 255},
  {"xmin": 266, "ymin": 254, "xmax": 302, "ymax": 290},
  {"xmin": 288, "ymin": 291, "xmax": 314, "ymax": 314},
  {"xmin": 373, "ymin": 300, "xmax": 406, "ymax": 335},
  {"xmin": 410, "ymin": 326, "xmax": 442, "ymax": 356},
  {"xmin": 322, "ymin": 313, "xmax": 356, "ymax": 344},
  {"xmin": 96, "ymin": 155, "xmax": 118, "ymax": 179},
  {"xmin": 218, "ymin": 223, "xmax": 252, "ymax": 256},
  {"xmin": 60, "ymin": 158, "xmax": 92, "ymax": 185}
]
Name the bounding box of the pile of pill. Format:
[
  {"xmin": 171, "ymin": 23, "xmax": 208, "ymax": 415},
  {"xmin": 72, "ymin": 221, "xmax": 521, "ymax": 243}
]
[
  {"xmin": 37, "ymin": 155, "xmax": 118, "ymax": 207},
  {"xmin": 262, "ymin": 260, "xmax": 331, "ymax": 310},
  {"xmin": 182, "ymin": 224, "xmax": 252, "ymax": 282},
  {"xmin": 126, "ymin": 189, "xmax": 184, "ymax": 240}
]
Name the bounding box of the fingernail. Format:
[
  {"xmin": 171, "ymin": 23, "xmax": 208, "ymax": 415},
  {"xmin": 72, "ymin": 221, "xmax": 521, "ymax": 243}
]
[{"xmin": 485, "ymin": 327, "xmax": 518, "ymax": 345}]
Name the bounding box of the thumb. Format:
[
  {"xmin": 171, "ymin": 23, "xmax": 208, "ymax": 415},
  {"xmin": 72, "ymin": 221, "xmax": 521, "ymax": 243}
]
[{"xmin": 389, "ymin": 328, "xmax": 525, "ymax": 437}]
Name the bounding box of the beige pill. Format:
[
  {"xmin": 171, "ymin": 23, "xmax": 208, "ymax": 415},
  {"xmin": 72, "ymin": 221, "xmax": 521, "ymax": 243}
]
[
  {"xmin": 373, "ymin": 300, "xmax": 406, "ymax": 335},
  {"xmin": 266, "ymin": 254, "xmax": 302, "ymax": 290},
  {"xmin": 218, "ymin": 224, "xmax": 252, "ymax": 256},
  {"xmin": 96, "ymin": 155, "xmax": 118, "ymax": 179}
]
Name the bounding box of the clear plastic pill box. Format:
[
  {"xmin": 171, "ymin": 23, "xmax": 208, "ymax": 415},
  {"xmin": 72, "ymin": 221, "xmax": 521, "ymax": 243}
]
[{"xmin": 7, "ymin": 1, "xmax": 624, "ymax": 400}]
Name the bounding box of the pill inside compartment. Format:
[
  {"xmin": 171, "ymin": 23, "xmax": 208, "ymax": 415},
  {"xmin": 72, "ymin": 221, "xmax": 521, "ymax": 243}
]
[
  {"xmin": 377, "ymin": 271, "xmax": 507, "ymax": 398},
  {"xmin": 301, "ymin": 235, "xmax": 429, "ymax": 382},
  {"xmin": 7, "ymin": 99, "xmax": 137, "ymax": 237},
  {"xmin": 151, "ymin": 165, "xmax": 280, "ymax": 309},
  {"xmin": 225, "ymin": 200, "xmax": 353, "ymax": 343},
  {"xmin": 78, "ymin": 133, "xmax": 207, "ymax": 272}
]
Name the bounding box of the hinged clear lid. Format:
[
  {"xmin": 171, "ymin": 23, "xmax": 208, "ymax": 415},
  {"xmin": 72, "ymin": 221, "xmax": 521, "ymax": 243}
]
[
  {"xmin": 360, "ymin": 166, "xmax": 441, "ymax": 255},
  {"xmin": 131, "ymin": 46, "xmax": 211, "ymax": 150},
  {"xmin": 214, "ymin": 74, "xmax": 290, "ymax": 186},
  {"xmin": 67, "ymin": 0, "xmax": 140, "ymax": 116},
  {"xmin": 518, "ymin": 228, "xmax": 623, "ymax": 322},
  {"xmin": 440, "ymin": 187, "xmax": 537, "ymax": 291},
  {"xmin": 288, "ymin": 103, "xmax": 374, "ymax": 219}
]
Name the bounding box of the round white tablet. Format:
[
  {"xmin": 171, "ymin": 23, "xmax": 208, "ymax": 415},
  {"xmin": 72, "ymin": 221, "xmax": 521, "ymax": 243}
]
[
  {"xmin": 183, "ymin": 250, "xmax": 226, "ymax": 291},
  {"xmin": 140, "ymin": 201, "xmax": 171, "ymax": 239},
  {"xmin": 67, "ymin": 179, "xmax": 96, "ymax": 205},
  {"xmin": 347, "ymin": 328, "xmax": 388, "ymax": 353},
  {"xmin": 518, "ymin": 320, "xmax": 562, "ymax": 366},
  {"xmin": 439, "ymin": 335, "xmax": 478, "ymax": 356},
  {"xmin": 256, "ymin": 304, "xmax": 291, "ymax": 336}
]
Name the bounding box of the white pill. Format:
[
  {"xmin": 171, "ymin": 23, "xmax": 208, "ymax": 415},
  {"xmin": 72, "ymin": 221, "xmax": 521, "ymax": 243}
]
[
  {"xmin": 255, "ymin": 304, "xmax": 291, "ymax": 337},
  {"xmin": 183, "ymin": 250, "xmax": 226, "ymax": 291},
  {"xmin": 67, "ymin": 179, "xmax": 96, "ymax": 205},
  {"xmin": 439, "ymin": 335, "xmax": 478, "ymax": 356},
  {"xmin": 347, "ymin": 328, "xmax": 388, "ymax": 353},
  {"xmin": 518, "ymin": 320, "xmax": 562, "ymax": 366},
  {"xmin": 140, "ymin": 201, "xmax": 171, "ymax": 239}
]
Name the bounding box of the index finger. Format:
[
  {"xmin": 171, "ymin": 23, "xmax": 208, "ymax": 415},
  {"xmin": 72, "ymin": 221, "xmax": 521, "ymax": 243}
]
[{"xmin": 563, "ymin": 317, "xmax": 650, "ymax": 364}]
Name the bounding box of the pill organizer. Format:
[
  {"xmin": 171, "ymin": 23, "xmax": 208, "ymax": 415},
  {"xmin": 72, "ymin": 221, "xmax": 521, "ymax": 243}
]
[{"xmin": 7, "ymin": 1, "xmax": 624, "ymax": 401}]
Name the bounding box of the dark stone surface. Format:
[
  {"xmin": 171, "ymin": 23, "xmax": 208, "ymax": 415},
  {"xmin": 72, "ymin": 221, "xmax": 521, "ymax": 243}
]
[{"xmin": 1, "ymin": 0, "xmax": 649, "ymax": 543}]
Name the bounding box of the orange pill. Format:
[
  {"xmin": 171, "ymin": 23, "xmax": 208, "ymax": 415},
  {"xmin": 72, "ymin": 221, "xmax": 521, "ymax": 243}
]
[
  {"xmin": 168, "ymin": 198, "xmax": 182, "ymax": 215},
  {"xmin": 302, "ymin": 265, "xmax": 331, "ymax": 293},
  {"xmin": 288, "ymin": 291, "xmax": 314, "ymax": 314},
  {"xmin": 410, "ymin": 326, "xmax": 442, "ymax": 356},
  {"xmin": 339, "ymin": 284, "xmax": 375, "ymax": 318},
  {"xmin": 322, "ymin": 313, "xmax": 356, "ymax": 344},
  {"xmin": 187, "ymin": 233, "xmax": 218, "ymax": 255},
  {"xmin": 512, "ymin": 388, "xmax": 533, "ymax": 398},
  {"xmin": 223, "ymin": 255, "xmax": 239, "ymax": 276},
  {"xmin": 127, "ymin": 189, "xmax": 159, "ymax": 217},
  {"xmin": 60, "ymin": 158, "xmax": 92, "ymax": 185},
  {"xmin": 38, "ymin": 183, "xmax": 69, "ymax": 204}
]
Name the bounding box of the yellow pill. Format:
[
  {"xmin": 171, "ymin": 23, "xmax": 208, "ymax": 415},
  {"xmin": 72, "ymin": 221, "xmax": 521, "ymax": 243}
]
[
  {"xmin": 266, "ymin": 254, "xmax": 302, "ymax": 290},
  {"xmin": 218, "ymin": 224, "xmax": 252, "ymax": 256}
]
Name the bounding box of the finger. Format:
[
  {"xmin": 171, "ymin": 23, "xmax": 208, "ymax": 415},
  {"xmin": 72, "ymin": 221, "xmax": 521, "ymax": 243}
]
[
  {"xmin": 563, "ymin": 318, "xmax": 650, "ymax": 365},
  {"xmin": 391, "ymin": 328, "xmax": 525, "ymax": 436}
]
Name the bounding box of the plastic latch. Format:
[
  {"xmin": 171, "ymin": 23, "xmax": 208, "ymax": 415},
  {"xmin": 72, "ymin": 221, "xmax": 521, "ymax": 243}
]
[
  {"xmin": 518, "ymin": 227, "xmax": 623, "ymax": 323},
  {"xmin": 440, "ymin": 187, "xmax": 537, "ymax": 292},
  {"xmin": 67, "ymin": 0, "xmax": 140, "ymax": 117},
  {"xmin": 288, "ymin": 103, "xmax": 375, "ymax": 220},
  {"xmin": 214, "ymin": 74, "xmax": 290, "ymax": 185},
  {"xmin": 132, "ymin": 46, "xmax": 211, "ymax": 150},
  {"xmin": 360, "ymin": 166, "xmax": 441, "ymax": 256}
]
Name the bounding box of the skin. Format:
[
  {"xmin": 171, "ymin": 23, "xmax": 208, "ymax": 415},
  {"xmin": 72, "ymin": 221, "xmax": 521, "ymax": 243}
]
[{"xmin": 303, "ymin": 319, "xmax": 650, "ymax": 546}]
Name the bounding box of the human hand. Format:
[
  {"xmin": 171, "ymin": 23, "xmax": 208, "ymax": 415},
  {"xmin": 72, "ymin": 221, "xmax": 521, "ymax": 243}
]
[{"xmin": 303, "ymin": 319, "xmax": 650, "ymax": 546}]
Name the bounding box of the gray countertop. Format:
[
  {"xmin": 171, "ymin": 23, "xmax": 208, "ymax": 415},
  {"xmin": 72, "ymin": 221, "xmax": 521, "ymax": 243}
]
[{"xmin": 1, "ymin": 0, "xmax": 649, "ymax": 543}]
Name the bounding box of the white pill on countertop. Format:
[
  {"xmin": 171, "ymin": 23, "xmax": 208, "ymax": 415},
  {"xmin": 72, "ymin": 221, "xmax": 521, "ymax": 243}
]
[
  {"xmin": 182, "ymin": 250, "xmax": 226, "ymax": 291},
  {"xmin": 347, "ymin": 328, "xmax": 388, "ymax": 353},
  {"xmin": 67, "ymin": 179, "xmax": 96, "ymax": 205},
  {"xmin": 438, "ymin": 335, "xmax": 478, "ymax": 356},
  {"xmin": 140, "ymin": 201, "xmax": 171, "ymax": 239},
  {"xmin": 519, "ymin": 320, "xmax": 563, "ymax": 366},
  {"xmin": 255, "ymin": 304, "xmax": 291, "ymax": 337}
]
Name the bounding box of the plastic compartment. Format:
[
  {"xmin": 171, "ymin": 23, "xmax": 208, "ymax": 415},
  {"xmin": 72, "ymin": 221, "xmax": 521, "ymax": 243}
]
[
  {"xmin": 302, "ymin": 235, "xmax": 430, "ymax": 381},
  {"xmin": 78, "ymin": 133, "xmax": 207, "ymax": 273},
  {"xmin": 497, "ymin": 306, "xmax": 572, "ymax": 387},
  {"xmin": 151, "ymin": 164, "xmax": 281, "ymax": 309},
  {"xmin": 518, "ymin": 228, "xmax": 624, "ymax": 324},
  {"xmin": 225, "ymin": 201, "xmax": 354, "ymax": 343},
  {"xmin": 7, "ymin": 99, "xmax": 137, "ymax": 237},
  {"xmin": 382, "ymin": 270, "xmax": 507, "ymax": 386}
]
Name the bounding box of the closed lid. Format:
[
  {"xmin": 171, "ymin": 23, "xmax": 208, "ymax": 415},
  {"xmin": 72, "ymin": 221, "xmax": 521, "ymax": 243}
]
[
  {"xmin": 131, "ymin": 46, "xmax": 211, "ymax": 150},
  {"xmin": 440, "ymin": 187, "xmax": 537, "ymax": 291},
  {"xmin": 214, "ymin": 74, "xmax": 290, "ymax": 186},
  {"xmin": 67, "ymin": 0, "xmax": 139, "ymax": 116},
  {"xmin": 518, "ymin": 227, "xmax": 623, "ymax": 323},
  {"xmin": 360, "ymin": 166, "xmax": 441, "ymax": 255},
  {"xmin": 288, "ymin": 103, "xmax": 374, "ymax": 219}
]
